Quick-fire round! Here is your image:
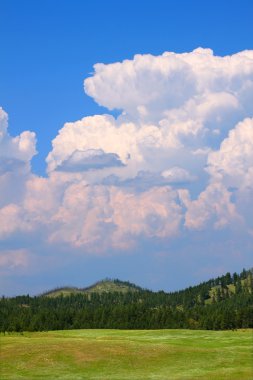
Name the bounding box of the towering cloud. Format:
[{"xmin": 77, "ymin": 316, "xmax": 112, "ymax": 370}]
[
  {"xmin": 1, "ymin": 49, "xmax": 253, "ymax": 274},
  {"xmin": 0, "ymin": 108, "xmax": 37, "ymax": 168}
]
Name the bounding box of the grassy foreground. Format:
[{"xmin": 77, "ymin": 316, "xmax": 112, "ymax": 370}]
[{"xmin": 0, "ymin": 329, "xmax": 252, "ymax": 379}]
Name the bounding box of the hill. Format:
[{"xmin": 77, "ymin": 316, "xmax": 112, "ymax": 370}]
[
  {"xmin": 1, "ymin": 268, "xmax": 252, "ymax": 332},
  {"xmin": 42, "ymin": 279, "xmax": 142, "ymax": 298}
]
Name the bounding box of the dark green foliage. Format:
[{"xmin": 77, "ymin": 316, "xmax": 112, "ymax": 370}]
[{"xmin": 1, "ymin": 269, "xmax": 252, "ymax": 332}]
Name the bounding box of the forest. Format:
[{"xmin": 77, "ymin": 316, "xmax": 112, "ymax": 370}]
[{"xmin": 1, "ymin": 268, "xmax": 252, "ymax": 332}]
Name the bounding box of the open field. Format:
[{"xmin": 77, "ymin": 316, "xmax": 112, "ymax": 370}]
[{"xmin": 1, "ymin": 329, "xmax": 252, "ymax": 379}]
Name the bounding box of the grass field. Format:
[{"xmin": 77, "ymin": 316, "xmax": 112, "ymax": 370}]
[{"xmin": 1, "ymin": 329, "xmax": 252, "ymax": 379}]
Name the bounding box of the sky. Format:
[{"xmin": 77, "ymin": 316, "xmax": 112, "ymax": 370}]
[{"xmin": 0, "ymin": 0, "xmax": 253, "ymax": 296}]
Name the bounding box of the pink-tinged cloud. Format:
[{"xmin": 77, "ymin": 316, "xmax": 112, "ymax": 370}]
[
  {"xmin": 0, "ymin": 204, "xmax": 33, "ymax": 238},
  {"xmin": 0, "ymin": 249, "xmax": 29, "ymax": 269},
  {"xmin": 48, "ymin": 184, "xmax": 182, "ymax": 251},
  {"xmin": 180, "ymin": 183, "xmax": 240, "ymax": 230}
]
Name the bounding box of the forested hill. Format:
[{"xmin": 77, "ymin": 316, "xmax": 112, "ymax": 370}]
[
  {"xmin": 42, "ymin": 279, "xmax": 142, "ymax": 297},
  {"xmin": 1, "ymin": 268, "xmax": 252, "ymax": 332}
]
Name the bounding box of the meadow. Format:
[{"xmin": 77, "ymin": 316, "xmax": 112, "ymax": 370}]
[{"xmin": 0, "ymin": 329, "xmax": 252, "ymax": 380}]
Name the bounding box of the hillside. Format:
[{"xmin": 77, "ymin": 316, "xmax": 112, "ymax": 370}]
[
  {"xmin": 42, "ymin": 269, "xmax": 253, "ymax": 304},
  {"xmin": 1, "ymin": 268, "xmax": 252, "ymax": 332}
]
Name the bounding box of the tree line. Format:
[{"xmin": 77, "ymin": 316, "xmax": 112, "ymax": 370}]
[{"xmin": 1, "ymin": 268, "xmax": 252, "ymax": 332}]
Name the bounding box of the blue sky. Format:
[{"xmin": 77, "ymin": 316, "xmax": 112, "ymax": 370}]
[
  {"xmin": 2, "ymin": 0, "xmax": 252, "ymax": 174},
  {"xmin": 0, "ymin": 0, "xmax": 253, "ymax": 295}
]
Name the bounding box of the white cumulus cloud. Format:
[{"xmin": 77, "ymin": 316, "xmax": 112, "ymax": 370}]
[{"xmin": 0, "ymin": 49, "xmax": 253, "ymax": 266}]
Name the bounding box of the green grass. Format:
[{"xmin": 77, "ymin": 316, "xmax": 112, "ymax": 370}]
[{"xmin": 1, "ymin": 329, "xmax": 252, "ymax": 379}]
